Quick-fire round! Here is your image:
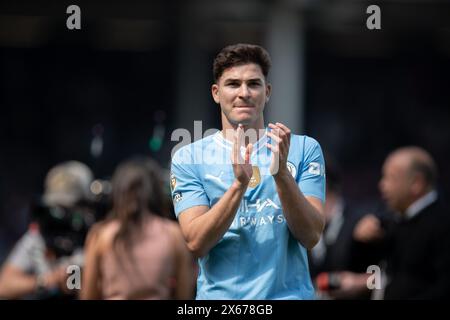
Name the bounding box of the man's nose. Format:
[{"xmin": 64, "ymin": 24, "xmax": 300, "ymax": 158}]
[{"xmin": 238, "ymin": 84, "xmax": 250, "ymax": 99}]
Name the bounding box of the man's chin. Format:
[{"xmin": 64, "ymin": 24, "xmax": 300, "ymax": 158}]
[
  {"xmin": 229, "ymin": 118, "xmax": 252, "ymax": 126},
  {"xmin": 386, "ymin": 201, "xmax": 401, "ymax": 214}
]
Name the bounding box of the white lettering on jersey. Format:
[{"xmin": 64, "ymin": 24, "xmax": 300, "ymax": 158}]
[
  {"xmin": 173, "ymin": 192, "xmax": 183, "ymax": 203},
  {"xmin": 238, "ymin": 214, "xmax": 285, "ymax": 228},
  {"xmin": 276, "ymin": 215, "xmax": 284, "ymax": 223},
  {"xmin": 308, "ymin": 162, "xmax": 321, "ymax": 175}
]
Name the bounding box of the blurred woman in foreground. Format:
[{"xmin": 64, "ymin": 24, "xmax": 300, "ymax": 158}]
[{"xmin": 81, "ymin": 157, "xmax": 195, "ymax": 299}]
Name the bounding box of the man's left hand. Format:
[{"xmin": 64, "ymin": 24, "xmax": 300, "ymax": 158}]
[{"xmin": 267, "ymin": 122, "xmax": 291, "ymax": 176}]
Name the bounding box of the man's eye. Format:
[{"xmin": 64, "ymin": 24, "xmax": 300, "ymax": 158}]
[
  {"xmin": 248, "ymin": 82, "xmax": 261, "ymax": 87},
  {"xmin": 227, "ymin": 83, "xmax": 239, "ymax": 87}
]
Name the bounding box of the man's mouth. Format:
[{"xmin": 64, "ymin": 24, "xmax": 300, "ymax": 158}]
[{"xmin": 234, "ymin": 105, "xmax": 254, "ymax": 109}]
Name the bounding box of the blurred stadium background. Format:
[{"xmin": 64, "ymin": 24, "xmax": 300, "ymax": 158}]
[{"xmin": 1, "ymin": 0, "xmax": 450, "ymax": 263}]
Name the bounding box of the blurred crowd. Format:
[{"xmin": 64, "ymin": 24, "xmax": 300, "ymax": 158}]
[
  {"xmin": 0, "ymin": 157, "xmax": 195, "ymax": 300},
  {"xmin": 0, "ymin": 146, "xmax": 449, "ymax": 299}
]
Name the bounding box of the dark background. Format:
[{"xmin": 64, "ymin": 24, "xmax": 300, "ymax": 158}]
[{"xmin": 1, "ymin": 0, "xmax": 449, "ymax": 263}]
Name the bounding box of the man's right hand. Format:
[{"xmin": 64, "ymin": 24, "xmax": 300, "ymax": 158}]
[{"xmin": 231, "ymin": 124, "xmax": 253, "ymax": 187}]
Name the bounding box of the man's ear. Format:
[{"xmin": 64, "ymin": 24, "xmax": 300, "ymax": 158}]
[
  {"xmin": 266, "ymin": 83, "xmax": 272, "ymax": 102},
  {"xmin": 411, "ymin": 173, "xmax": 426, "ymax": 196},
  {"xmin": 211, "ymin": 84, "xmax": 220, "ymax": 104}
]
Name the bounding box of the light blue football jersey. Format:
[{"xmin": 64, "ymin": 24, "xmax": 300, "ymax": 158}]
[{"xmin": 170, "ymin": 129, "xmax": 326, "ymax": 300}]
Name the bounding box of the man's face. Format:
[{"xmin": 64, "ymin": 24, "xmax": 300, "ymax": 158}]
[
  {"xmin": 378, "ymin": 154, "xmax": 414, "ymax": 213},
  {"xmin": 212, "ymin": 63, "xmax": 271, "ymax": 126}
]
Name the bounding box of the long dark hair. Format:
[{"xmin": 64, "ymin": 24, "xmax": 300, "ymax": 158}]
[{"xmin": 110, "ymin": 156, "xmax": 168, "ymax": 256}]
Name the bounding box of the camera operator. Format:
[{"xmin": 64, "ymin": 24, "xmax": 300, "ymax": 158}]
[{"xmin": 0, "ymin": 161, "xmax": 95, "ymax": 299}]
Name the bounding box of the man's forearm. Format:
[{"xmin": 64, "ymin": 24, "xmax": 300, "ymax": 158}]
[
  {"xmin": 186, "ymin": 180, "xmax": 247, "ymax": 257},
  {"xmin": 274, "ymin": 171, "xmax": 325, "ymax": 249},
  {"xmin": 0, "ymin": 266, "xmax": 37, "ymax": 299}
]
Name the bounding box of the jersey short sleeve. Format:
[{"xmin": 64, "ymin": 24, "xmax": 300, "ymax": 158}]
[
  {"xmin": 298, "ymin": 136, "xmax": 326, "ymax": 202},
  {"xmin": 170, "ymin": 146, "xmax": 210, "ymax": 218}
]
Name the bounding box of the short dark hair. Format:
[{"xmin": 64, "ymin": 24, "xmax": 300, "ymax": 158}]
[{"xmin": 213, "ymin": 43, "xmax": 272, "ymax": 82}]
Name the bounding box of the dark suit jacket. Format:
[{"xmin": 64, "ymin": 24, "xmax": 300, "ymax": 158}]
[{"xmin": 384, "ymin": 199, "xmax": 450, "ymax": 299}]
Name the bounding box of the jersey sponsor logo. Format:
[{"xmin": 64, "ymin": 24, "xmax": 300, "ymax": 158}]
[
  {"xmin": 239, "ymin": 198, "xmax": 280, "ymax": 213},
  {"xmin": 173, "ymin": 192, "xmax": 183, "ymax": 203},
  {"xmin": 286, "ymin": 161, "xmax": 297, "ymax": 178},
  {"xmin": 238, "ymin": 214, "xmax": 285, "ymax": 228},
  {"xmin": 248, "ymin": 166, "xmax": 261, "ymax": 188},
  {"xmin": 170, "ymin": 173, "xmax": 177, "ymax": 190},
  {"xmin": 308, "ymin": 162, "xmax": 322, "ymax": 176}
]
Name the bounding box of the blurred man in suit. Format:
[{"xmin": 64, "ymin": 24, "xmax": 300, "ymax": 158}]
[{"xmin": 355, "ymin": 146, "xmax": 450, "ymax": 299}]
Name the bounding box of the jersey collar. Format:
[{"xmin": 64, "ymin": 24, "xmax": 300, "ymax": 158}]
[{"xmin": 213, "ymin": 128, "xmax": 268, "ymax": 152}]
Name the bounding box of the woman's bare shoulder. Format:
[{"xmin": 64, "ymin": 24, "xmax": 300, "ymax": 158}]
[{"xmin": 86, "ymin": 219, "xmax": 120, "ymax": 252}]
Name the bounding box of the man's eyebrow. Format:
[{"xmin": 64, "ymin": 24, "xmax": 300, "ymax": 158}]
[
  {"xmin": 246, "ymin": 78, "xmax": 263, "ymax": 82},
  {"xmin": 224, "ymin": 78, "xmax": 263, "ymax": 83}
]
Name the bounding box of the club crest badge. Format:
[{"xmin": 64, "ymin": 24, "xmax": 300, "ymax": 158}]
[
  {"xmin": 249, "ymin": 166, "xmax": 261, "ymax": 188},
  {"xmin": 170, "ymin": 173, "xmax": 177, "ymax": 190}
]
